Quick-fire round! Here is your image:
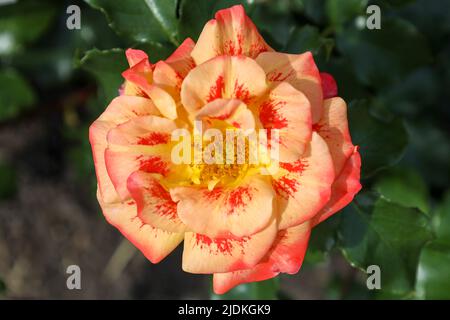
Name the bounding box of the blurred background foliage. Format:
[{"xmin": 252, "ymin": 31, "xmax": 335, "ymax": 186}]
[{"xmin": 0, "ymin": 0, "xmax": 449, "ymax": 299}]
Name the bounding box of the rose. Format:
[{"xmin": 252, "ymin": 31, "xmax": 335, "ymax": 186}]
[{"xmin": 89, "ymin": 5, "xmax": 361, "ymax": 294}]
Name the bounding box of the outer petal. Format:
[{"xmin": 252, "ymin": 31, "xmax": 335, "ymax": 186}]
[
  {"xmin": 274, "ymin": 132, "xmax": 335, "ymax": 229},
  {"xmin": 314, "ymin": 97, "xmax": 354, "ymax": 176},
  {"xmin": 97, "ymin": 190, "xmax": 183, "ymax": 263},
  {"xmin": 213, "ymin": 222, "xmax": 311, "ymax": 294},
  {"xmin": 313, "ymin": 148, "xmax": 361, "ymax": 226},
  {"xmin": 196, "ymin": 98, "xmax": 255, "ymax": 130},
  {"xmin": 255, "ymin": 51, "xmax": 323, "ymax": 123},
  {"xmin": 320, "ymin": 72, "xmax": 338, "ymax": 99},
  {"xmin": 258, "ymin": 82, "xmax": 312, "ymax": 162},
  {"xmin": 127, "ymin": 171, "xmax": 187, "ymax": 233},
  {"xmin": 191, "ymin": 5, "xmax": 272, "ymax": 65},
  {"xmin": 125, "ymin": 48, "xmax": 149, "ymax": 67},
  {"xmin": 122, "ymin": 59, "xmax": 177, "ymax": 120},
  {"xmin": 89, "ymin": 96, "xmax": 160, "ymax": 204},
  {"xmin": 170, "ymin": 176, "xmax": 275, "ymax": 238},
  {"xmin": 181, "ymin": 55, "xmax": 267, "ymax": 114},
  {"xmin": 182, "ymin": 219, "xmax": 278, "ymax": 274},
  {"xmin": 105, "ymin": 115, "xmax": 176, "ymax": 200},
  {"xmin": 153, "ymin": 39, "xmax": 196, "ymax": 97},
  {"xmin": 165, "ymin": 38, "xmax": 196, "ymax": 77}
]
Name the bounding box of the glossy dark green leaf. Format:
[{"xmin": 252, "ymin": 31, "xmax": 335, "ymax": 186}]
[
  {"xmin": 78, "ymin": 48, "xmax": 128, "ymax": 103},
  {"xmin": 416, "ymin": 242, "xmax": 450, "ymax": 299},
  {"xmin": 432, "ymin": 191, "xmax": 450, "ymax": 244},
  {"xmin": 85, "ymin": 0, "xmax": 180, "ymax": 45},
  {"xmin": 374, "ymin": 167, "xmax": 429, "ymax": 214},
  {"xmin": 0, "ymin": 69, "xmax": 36, "ymax": 121},
  {"xmin": 211, "ymin": 278, "xmax": 279, "ymax": 300},
  {"xmin": 338, "ymin": 193, "xmax": 433, "ymax": 296},
  {"xmin": 325, "ymin": 0, "xmax": 367, "ymax": 28},
  {"xmin": 0, "ymin": 0, "xmax": 57, "ymax": 56},
  {"xmin": 285, "ymin": 25, "xmax": 334, "ymax": 61},
  {"xmin": 336, "ymin": 17, "xmax": 432, "ymax": 88},
  {"xmin": 348, "ymin": 100, "xmax": 408, "ymax": 178}
]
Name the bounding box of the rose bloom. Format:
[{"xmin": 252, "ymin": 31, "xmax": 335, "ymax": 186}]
[{"xmin": 89, "ymin": 5, "xmax": 361, "ymax": 294}]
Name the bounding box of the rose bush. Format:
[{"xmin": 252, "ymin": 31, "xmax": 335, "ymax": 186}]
[{"xmin": 89, "ymin": 5, "xmax": 361, "ymax": 294}]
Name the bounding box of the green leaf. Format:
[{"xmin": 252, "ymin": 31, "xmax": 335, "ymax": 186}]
[
  {"xmin": 348, "ymin": 100, "xmax": 408, "ymax": 178},
  {"xmin": 85, "ymin": 0, "xmax": 180, "ymax": 46},
  {"xmin": 325, "ymin": 0, "xmax": 367, "ymax": 28},
  {"xmin": 285, "ymin": 25, "xmax": 334, "ymax": 60},
  {"xmin": 78, "ymin": 48, "xmax": 128, "ymax": 103},
  {"xmin": 178, "ymin": 0, "xmax": 254, "ymax": 41},
  {"xmin": 336, "ymin": 17, "xmax": 432, "ymax": 88},
  {"xmin": 374, "ymin": 167, "xmax": 430, "ymax": 214},
  {"xmin": 432, "ymin": 191, "xmax": 450, "ymax": 244},
  {"xmin": 416, "ymin": 242, "xmax": 450, "ymax": 299},
  {"xmin": 338, "ymin": 193, "xmax": 433, "ymax": 296},
  {"xmin": 0, "ymin": 69, "xmax": 36, "ymax": 121},
  {"xmin": 211, "ymin": 278, "xmax": 279, "ymax": 300},
  {"xmin": 0, "ymin": 0, "xmax": 57, "ymax": 56}
]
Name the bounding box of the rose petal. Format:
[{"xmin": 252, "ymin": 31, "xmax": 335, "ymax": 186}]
[
  {"xmin": 191, "ymin": 5, "xmax": 272, "ymax": 65},
  {"xmin": 313, "ymin": 148, "xmax": 361, "ymax": 226},
  {"xmin": 182, "ymin": 219, "xmax": 277, "ymax": 274},
  {"xmin": 258, "ymin": 82, "xmax": 312, "ymax": 162},
  {"xmin": 314, "ymin": 97, "xmax": 354, "ymax": 176},
  {"xmin": 320, "ymin": 72, "xmax": 338, "ymax": 99},
  {"xmin": 97, "ymin": 190, "xmax": 183, "ymax": 263},
  {"xmin": 213, "ymin": 222, "xmax": 311, "ymax": 294},
  {"xmin": 89, "ymin": 96, "xmax": 160, "ymax": 204},
  {"xmin": 181, "ymin": 55, "xmax": 267, "ymax": 114},
  {"xmin": 127, "ymin": 171, "xmax": 186, "ymax": 233},
  {"xmin": 274, "ymin": 132, "xmax": 335, "ymax": 229},
  {"xmin": 255, "ymin": 51, "xmax": 323, "ymax": 123}
]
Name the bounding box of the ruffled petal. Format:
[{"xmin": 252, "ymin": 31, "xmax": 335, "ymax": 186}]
[
  {"xmin": 274, "ymin": 132, "xmax": 335, "ymax": 229},
  {"xmin": 213, "ymin": 222, "xmax": 311, "ymax": 294},
  {"xmin": 196, "ymin": 98, "xmax": 255, "ymax": 130},
  {"xmin": 97, "ymin": 191, "xmax": 183, "ymax": 263},
  {"xmin": 255, "ymin": 51, "xmax": 323, "ymax": 123},
  {"xmin": 320, "ymin": 72, "xmax": 338, "ymax": 99},
  {"xmin": 258, "ymin": 82, "xmax": 312, "ymax": 162},
  {"xmin": 182, "ymin": 219, "xmax": 278, "ymax": 274},
  {"xmin": 313, "ymin": 148, "xmax": 361, "ymax": 226},
  {"xmin": 191, "ymin": 5, "xmax": 272, "ymax": 65},
  {"xmin": 105, "ymin": 115, "xmax": 176, "ymax": 199},
  {"xmin": 89, "ymin": 96, "xmax": 160, "ymax": 204},
  {"xmin": 125, "ymin": 48, "xmax": 149, "ymax": 67},
  {"xmin": 181, "ymin": 55, "xmax": 267, "ymax": 114},
  {"xmin": 314, "ymin": 97, "xmax": 354, "ymax": 176},
  {"xmin": 170, "ymin": 176, "xmax": 275, "ymax": 238},
  {"xmin": 127, "ymin": 171, "xmax": 187, "ymax": 233},
  {"xmin": 122, "ymin": 59, "xmax": 177, "ymax": 119}
]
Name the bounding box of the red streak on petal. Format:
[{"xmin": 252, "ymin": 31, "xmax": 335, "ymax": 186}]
[
  {"xmin": 268, "ymin": 70, "xmax": 294, "ymax": 82},
  {"xmin": 234, "ymin": 80, "xmax": 251, "ymax": 104},
  {"xmin": 195, "ymin": 234, "xmax": 234, "ymax": 255},
  {"xmin": 259, "ymin": 99, "xmax": 288, "ymax": 129},
  {"xmin": 207, "ymin": 75, "xmax": 225, "ymax": 102},
  {"xmin": 137, "ymin": 132, "xmax": 170, "ymax": 146},
  {"xmin": 147, "ymin": 183, "xmax": 177, "ymax": 219},
  {"xmin": 280, "ymin": 160, "xmax": 308, "ymax": 173},
  {"xmin": 273, "ymin": 176, "xmax": 298, "ymax": 199},
  {"xmin": 138, "ymin": 156, "xmax": 169, "ymax": 176},
  {"xmin": 227, "ymin": 186, "xmax": 252, "ymax": 215},
  {"xmin": 203, "ymin": 188, "xmax": 223, "ymax": 201}
]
